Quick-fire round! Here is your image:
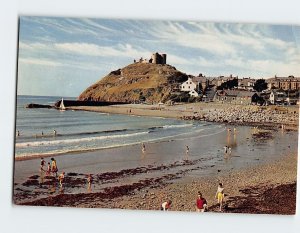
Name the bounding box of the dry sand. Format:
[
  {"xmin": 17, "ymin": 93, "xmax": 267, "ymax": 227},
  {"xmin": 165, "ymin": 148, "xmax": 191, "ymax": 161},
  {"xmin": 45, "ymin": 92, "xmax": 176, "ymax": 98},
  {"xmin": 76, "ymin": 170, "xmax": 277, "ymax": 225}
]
[{"xmin": 82, "ymin": 153, "xmax": 297, "ymax": 215}]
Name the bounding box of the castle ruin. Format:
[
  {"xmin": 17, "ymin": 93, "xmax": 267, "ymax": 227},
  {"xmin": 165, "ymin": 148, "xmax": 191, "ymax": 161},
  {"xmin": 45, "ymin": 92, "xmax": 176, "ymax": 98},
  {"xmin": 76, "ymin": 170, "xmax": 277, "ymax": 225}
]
[
  {"xmin": 151, "ymin": 52, "xmax": 167, "ymax": 65},
  {"xmin": 134, "ymin": 52, "xmax": 167, "ymax": 65}
]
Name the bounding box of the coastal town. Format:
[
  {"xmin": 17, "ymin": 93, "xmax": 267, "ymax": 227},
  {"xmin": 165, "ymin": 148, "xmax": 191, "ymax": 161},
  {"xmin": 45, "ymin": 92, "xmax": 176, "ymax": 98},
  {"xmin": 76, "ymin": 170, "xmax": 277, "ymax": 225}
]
[
  {"xmin": 134, "ymin": 52, "xmax": 300, "ymax": 106},
  {"xmin": 15, "ymin": 53, "xmax": 300, "ymax": 214}
]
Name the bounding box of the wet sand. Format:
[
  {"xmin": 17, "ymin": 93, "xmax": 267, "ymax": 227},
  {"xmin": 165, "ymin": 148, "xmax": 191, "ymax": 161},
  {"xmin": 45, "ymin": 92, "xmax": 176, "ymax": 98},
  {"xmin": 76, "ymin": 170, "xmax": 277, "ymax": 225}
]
[
  {"xmin": 87, "ymin": 153, "xmax": 297, "ymax": 215},
  {"xmin": 14, "ymin": 153, "xmax": 297, "ymax": 214},
  {"xmin": 13, "ymin": 124, "xmax": 298, "ymax": 214}
]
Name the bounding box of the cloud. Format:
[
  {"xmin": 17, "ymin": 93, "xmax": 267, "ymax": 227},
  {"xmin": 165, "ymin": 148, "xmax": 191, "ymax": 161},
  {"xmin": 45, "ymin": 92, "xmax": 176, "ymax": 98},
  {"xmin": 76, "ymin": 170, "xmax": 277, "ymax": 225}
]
[
  {"xmin": 53, "ymin": 42, "xmax": 151, "ymax": 59},
  {"xmin": 19, "ymin": 57, "xmax": 63, "ymax": 67}
]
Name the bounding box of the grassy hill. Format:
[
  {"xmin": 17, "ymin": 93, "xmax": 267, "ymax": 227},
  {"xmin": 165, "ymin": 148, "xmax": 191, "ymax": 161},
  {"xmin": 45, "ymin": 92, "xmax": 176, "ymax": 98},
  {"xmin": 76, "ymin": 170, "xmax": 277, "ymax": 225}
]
[{"xmin": 78, "ymin": 62, "xmax": 189, "ymax": 103}]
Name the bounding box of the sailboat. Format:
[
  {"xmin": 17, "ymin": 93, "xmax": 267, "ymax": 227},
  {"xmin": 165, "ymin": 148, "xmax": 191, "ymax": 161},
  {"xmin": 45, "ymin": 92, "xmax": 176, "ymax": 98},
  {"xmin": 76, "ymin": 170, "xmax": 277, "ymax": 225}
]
[{"xmin": 59, "ymin": 98, "xmax": 66, "ymax": 111}]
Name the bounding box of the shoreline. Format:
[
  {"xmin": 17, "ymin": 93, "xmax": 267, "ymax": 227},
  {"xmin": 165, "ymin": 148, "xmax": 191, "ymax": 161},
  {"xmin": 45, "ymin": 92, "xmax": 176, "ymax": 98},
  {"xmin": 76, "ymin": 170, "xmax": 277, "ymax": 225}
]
[{"xmin": 68, "ymin": 103, "xmax": 299, "ymax": 131}]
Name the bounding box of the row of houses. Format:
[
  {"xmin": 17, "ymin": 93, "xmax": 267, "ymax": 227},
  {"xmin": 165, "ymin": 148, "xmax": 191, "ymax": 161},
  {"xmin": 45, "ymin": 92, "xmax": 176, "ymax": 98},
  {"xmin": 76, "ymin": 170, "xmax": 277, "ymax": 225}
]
[
  {"xmin": 179, "ymin": 74, "xmax": 300, "ymax": 105},
  {"xmin": 180, "ymin": 74, "xmax": 300, "ymax": 96}
]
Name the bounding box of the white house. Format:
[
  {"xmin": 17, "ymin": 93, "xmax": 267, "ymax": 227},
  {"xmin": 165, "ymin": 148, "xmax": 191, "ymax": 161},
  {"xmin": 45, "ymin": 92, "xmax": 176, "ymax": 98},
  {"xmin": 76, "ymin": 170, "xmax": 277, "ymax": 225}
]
[
  {"xmin": 269, "ymin": 90, "xmax": 286, "ymax": 104},
  {"xmin": 180, "ymin": 77, "xmax": 197, "ymax": 92}
]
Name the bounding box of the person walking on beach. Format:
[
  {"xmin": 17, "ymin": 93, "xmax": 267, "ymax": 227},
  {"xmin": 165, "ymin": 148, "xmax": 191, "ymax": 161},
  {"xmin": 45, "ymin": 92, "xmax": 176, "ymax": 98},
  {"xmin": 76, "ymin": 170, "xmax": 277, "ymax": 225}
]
[
  {"xmin": 87, "ymin": 174, "xmax": 93, "ymax": 191},
  {"xmin": 51, "ymin": 158, "xmax": 58, "ymax": 177},
  {"xmin": 186, "ymin": 146, "xmax": 190, "ymax": 155},
  {"xmin": 53, "ymin": 129, "xmax": 57, "ymax": 136},
  {"xmin": 161, "ymin": 200, "xmax": 172, "ymax": 211},
  {"xmin": 46, "ymin": 162, "xmax": 51, "ymax": 176},
  {"xmin": 196, "ymin": 192, "xmax": 208, "ymax": 212},
  {"xmin": 40, "ymin": 158, "xmax": 46, "ymax": 172},
  {"xmin": 215, "ymin": 183, "xmax": 225, "ymax": 212},
  {"xmin": 142, "ymin": 143, "xmax": 146, "ymax": 153},
  {"xmin": 223, "ymin": 146, "xmax": 228, "ymax": 154},
  {"xmin": 58, "ymin": 171, "xmax": 65, "ymax": 189}
]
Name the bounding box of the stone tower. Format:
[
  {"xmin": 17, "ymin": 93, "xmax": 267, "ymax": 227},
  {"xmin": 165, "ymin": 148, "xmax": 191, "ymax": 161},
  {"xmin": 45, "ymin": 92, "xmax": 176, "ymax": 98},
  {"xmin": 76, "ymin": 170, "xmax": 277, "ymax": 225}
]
[{"xmin": 151, "ymin": 52, "xmax": 167, "ymax": 65}]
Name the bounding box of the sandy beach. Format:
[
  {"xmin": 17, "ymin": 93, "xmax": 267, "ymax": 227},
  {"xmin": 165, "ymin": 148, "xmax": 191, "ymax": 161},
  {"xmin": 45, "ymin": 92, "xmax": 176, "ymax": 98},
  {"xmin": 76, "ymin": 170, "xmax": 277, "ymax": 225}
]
[
  {"xmin": 13, "ymin": 120, "xmax": 298, "ymax": 214},
  {"xmin": 15, "ymin": 153, "xmax": 297, "ymax": 215},
  {"xmin": 108, "ymin": 153, "xmax": 297, "ymax": 214},
  {"xmin": 13, "ymin": 101, "xmax": 298, "ymax": 214}
]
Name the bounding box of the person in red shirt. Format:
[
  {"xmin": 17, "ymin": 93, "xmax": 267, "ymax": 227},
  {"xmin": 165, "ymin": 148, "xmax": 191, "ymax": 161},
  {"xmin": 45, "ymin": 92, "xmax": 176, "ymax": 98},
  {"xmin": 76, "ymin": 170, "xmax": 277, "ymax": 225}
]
[
  {"xmin": 161, "ymin": 200, "xmax": 172, "ymax": 211},
  {"xmin": 196, "ymin": 192, "xmax": 208, "ymax": 212}
]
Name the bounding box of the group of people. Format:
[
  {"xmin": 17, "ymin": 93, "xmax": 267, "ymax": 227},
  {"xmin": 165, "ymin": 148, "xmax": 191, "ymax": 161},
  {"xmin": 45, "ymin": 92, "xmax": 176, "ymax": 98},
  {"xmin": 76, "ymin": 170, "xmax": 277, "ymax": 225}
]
[
  {"xmin": 39, "ymin": 157, "xmax": 65, "ymax": 188},
  {"xmin": 40, "ymin": 157, "xmax": 58, "ymax": 176},
  {"xmin": 223, "ymin": 145, "xmax": 232, "ymax": 154},
  {"xmin": 161, "ymin": 183, "xmax": 226, "ymax": 212},
  {"xmin": 39, "ymin": 157, "xmax": 94, "ymax": 190}
]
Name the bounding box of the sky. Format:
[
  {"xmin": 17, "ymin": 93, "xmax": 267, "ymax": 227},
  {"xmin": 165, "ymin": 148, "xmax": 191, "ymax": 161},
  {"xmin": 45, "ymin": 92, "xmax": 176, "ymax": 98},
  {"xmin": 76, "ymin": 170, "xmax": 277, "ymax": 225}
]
[{"xmin": 17, "ymin": 17, "xmax": 300, "ymax": 97}]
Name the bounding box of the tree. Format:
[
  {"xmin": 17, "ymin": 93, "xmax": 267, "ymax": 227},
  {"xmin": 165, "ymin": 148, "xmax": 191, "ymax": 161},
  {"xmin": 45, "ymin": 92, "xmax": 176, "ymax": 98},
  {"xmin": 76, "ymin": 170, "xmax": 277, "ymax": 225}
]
[
  {"xmin": 217, "ymin": 78, "xmax": 238, "ymax": 90},
  {"xmin": 253, "ymin": 79, "xmax": 268, "ymax": 92}
]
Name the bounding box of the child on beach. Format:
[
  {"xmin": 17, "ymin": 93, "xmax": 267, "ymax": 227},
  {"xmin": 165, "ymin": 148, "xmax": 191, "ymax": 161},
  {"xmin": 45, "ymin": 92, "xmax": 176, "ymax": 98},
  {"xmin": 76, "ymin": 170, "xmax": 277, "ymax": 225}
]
[
  {"xmin": 161, "ymin": 200, "xmax": 172, "ymax": 211},
  {"xmin": 87, "ymin": 174, "xmax": 93, "ymax": 191},
  {"xmin": 223, "ymin": 146, "xmax": 228, "ymax": 154},
  {"xmin": 51, "ymin": 158, "xmax": 58, "ymax": 177},
  {"xmin": 58, "ymin": 172, "xmax": 65, "ymax": 188},
  {"xmin": 142, "ymin": 143, "xmax": 146, "ymax": 153},
  {"xmin": 40, "ymin": 158, "xmax": 46, "ymax": 172},
  {"xmin": 46, "ymin": 162, "xmax": 51, "ymax": 176},
  {"xmin": 196, "ymin": 192, "xmax": 208, "ymax": 212},
  {"xmin": 186, "ymin": 146, "xmax": 189, "ymax": 155},
  {"xmin": 215, "ymin": 183, "xmax": 225, "ymax": 211}
]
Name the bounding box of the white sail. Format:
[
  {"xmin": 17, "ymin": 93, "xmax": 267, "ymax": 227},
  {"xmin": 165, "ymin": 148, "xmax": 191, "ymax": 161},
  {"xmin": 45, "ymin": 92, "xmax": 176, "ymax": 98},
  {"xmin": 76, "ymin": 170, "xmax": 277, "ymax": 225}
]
[{"xmin": 60, "ymin": 98, "xmax": 66, "ymax": 111}]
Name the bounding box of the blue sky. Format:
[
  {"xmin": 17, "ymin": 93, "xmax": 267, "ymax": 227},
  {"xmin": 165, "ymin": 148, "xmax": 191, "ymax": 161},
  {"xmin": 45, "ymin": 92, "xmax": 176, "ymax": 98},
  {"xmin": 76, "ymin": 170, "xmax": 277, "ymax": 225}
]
[{"xmin": 18, "ymin": 17, "xmax": 300, "ymax": 97}]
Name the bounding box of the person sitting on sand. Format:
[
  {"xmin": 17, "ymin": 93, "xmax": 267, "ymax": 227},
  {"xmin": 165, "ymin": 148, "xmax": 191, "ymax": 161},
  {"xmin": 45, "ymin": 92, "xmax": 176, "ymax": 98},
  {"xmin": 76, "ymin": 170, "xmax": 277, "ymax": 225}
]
[
  {"xmin": 196, "ymin": 192, "xmax": 208, "ymax": 212},
  {"xmin": 161, "ymin": 200, "xmax": 172, "ymax": 211},
  {"xmin": 58, "ymin": 171, "xmax": 65, "ymax": 188},
  {"xmin": 51, "ymin": 158, "xmax": 58, "ymax": 177},
  {"xmin": 215, "ymin": 183, "xmax": 225, "ymax": 211}
]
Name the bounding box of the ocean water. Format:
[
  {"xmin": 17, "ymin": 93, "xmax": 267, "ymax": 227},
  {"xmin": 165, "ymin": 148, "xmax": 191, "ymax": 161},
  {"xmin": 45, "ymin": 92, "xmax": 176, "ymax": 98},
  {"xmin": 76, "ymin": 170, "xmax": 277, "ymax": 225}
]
[{"xmin": 15, "ymin": 95, "xmax": 219, "ymax": 159}]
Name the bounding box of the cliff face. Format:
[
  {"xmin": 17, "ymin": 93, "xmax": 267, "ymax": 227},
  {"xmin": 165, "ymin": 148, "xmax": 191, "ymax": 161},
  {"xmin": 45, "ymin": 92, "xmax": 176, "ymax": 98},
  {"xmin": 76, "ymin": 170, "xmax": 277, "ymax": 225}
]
[{"xmin": 78, "ymin": 63, "xmax": 188, "ymax": 103}]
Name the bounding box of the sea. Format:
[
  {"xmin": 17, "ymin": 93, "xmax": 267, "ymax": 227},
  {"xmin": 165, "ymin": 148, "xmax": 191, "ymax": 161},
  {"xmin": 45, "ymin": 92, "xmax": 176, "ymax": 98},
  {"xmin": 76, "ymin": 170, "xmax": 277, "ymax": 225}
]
[
  {"xmin": 14, "ymin": 95, "xmax": 299, "ymax": 186},
  {"xmin": 15, "ymin": 95, "xmax": 220, "ymax": 159}
]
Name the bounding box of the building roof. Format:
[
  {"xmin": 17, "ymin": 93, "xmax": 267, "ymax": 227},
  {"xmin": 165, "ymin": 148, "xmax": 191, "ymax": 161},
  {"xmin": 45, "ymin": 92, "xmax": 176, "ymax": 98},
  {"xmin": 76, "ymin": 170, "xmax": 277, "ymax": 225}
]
[{"xmin": 216, "ymin": 90, "xmax": 256, "ymax": 97}]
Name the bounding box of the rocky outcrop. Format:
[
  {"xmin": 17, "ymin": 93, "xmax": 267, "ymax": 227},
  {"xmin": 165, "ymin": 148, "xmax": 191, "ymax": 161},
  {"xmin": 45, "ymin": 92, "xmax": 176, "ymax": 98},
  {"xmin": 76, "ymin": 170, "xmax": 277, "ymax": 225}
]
[
  {"xmin": 78, "ymin": 63, "xmax": 189, "ymax": 103},
  {"xmin": 26, "ymin": 103, "xmax": 52, "ymax": 108}
]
